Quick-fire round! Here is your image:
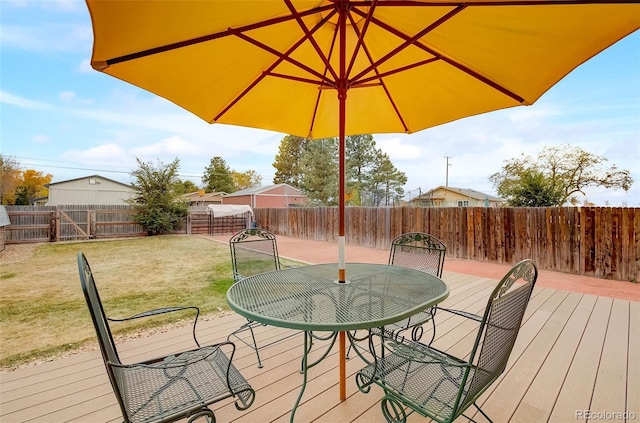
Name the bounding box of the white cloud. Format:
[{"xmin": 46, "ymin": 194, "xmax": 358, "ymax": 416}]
[
  {"xmin": 507, "ymin": 105, "xmax": 558, "ymax": 122},
  {"xmin": 77, "ymin": 58, "xmax": 93, "ymax": 73},
  {"xmin": 130, "ymin": 136, "xmax": 204, "ymax": 158},
  {"xmin": 59, "ymin": 90, "xmax": 93, "ymax": 105},
  {"xmin": 62, "ymin": 143, "xmax": 127, "ymax": 164},
  {"xmin": 0, "ymin": 91, "xmax": 51, "ymax": 109},
  {"xmin": 1, "ymin": 23, "xmax": 91, "ymax": 53},
  {"xmin": 376, "ymin": 137, "xmax": 422, "ymax": 160}
]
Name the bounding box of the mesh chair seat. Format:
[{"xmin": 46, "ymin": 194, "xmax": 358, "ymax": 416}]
[
  {"xmin": 357, "ymin": 259, "xmax": 538, "ymax": 423},
  {"xmin": 357, "ymin": 344, "xmax": 481, "ymax": 423},
  {"xmin": 114, "ymin": 345, "xmax": 254, "ymax": 423}
]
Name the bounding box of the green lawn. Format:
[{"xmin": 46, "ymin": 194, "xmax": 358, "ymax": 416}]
[{"xmin": 0, "ymin": 235, "xmax": 239, "ymax": 369}]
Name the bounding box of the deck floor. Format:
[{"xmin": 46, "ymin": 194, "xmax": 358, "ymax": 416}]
[{"xmin": 1, "ymin": 270, "xmax": 638, "ymax": 423}]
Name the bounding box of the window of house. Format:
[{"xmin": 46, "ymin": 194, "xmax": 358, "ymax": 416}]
[{"xmin": 457, "ymin": 200, "xmax": 469, "ymax": 207}]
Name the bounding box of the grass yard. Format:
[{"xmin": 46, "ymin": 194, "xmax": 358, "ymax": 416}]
[{"xmin": 0, "ymin": 235, "xmax": 245, "ymax": 370}]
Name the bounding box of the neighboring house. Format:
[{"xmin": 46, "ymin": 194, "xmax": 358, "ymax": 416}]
[
  {"xmin": 182, "ymin": 191, "xmax": 225, "ymax": 207},
  {"xmin": 410, "ymin": 186, "xmax": 504, "ymax": 207},
  {"xmin": 46, "ymin": 175, "xmax": 133, "ymax": 206},
  {"xmin": 223, "ymin": 184, "xmax": 307, "ymax": 208}
]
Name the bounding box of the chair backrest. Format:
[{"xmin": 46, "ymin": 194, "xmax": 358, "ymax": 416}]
[
  {"xmin": 78, "ymin": 252, "xmax": 121, "ymax": 366},
  {"xmin": 388, "ymin": 232, "xmax": 446, "ymax": 277},
  {"xmin": 457, "ymin": 259, "xmax": 538, "ymax": 414},
  {"xmin": 229, "ymin": 228, "xmax": 281, "ymax": 282}
]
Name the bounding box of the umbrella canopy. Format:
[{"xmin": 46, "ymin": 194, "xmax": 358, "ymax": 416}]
[
  {"xmin": 86, "ymin": 0, "xmax": 639, "ymax": 404},
  {"xmin": 88, "ymin": 1, "xmax": 638, "ymax": 139}
]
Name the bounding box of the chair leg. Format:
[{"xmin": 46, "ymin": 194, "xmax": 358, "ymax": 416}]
[
  {"xmin": 381, "ymin": 395, "xmax": 407, "ymax": 423},
  {"xmin": 227, "ymin": 321, "xmax": 263, "ymax": 368},
  {"xmin": 472, "ymin": 402, "xmax": 494, "ymax": 423},
  {"xmin": 187, "ymin": 406, "xmax": 216, "ymax": 423}
]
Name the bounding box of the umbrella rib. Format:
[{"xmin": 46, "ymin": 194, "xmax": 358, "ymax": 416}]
[
  {"xmin": 214, "ymin": 19, "xmax": 337, "ymax": 122},
  {"xmin": 308, "ymin": 18, "xmax": 341, "ymax": 139},
  {"xmin": 101, "ymin": 6, "xmax": 333, "ymax": 67},
  {"xmin": 351, "ymin": 6, "xmax": 527, "ymax": 104},
  {"xmin": 348, "ymin": 10, "xmax": 410, "ymax": 133},
  {"xmin": 345, "ymin": 0, "xmax": 379, "ymax": 79},
  {"xmin": 284, "ymin": 0, "xmax": 340, "ymax": 82},
  {"xmin": 361, "ymin": 0, "xmax": 639, "ymax": 7}
]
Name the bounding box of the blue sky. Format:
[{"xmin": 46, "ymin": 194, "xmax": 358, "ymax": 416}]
[{"xmin": 1, "ymin": 0, "xmax": 639, "ymax": 206}]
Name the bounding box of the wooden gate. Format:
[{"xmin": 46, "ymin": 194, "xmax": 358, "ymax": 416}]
[{"xmin": 56, "ymin": 210, "xmax": 92, "ymax": 241}]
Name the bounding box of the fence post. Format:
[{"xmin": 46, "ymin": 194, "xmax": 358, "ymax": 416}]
[{"xmin": 54, "ymin": 209, "xmax": 60, "ymax": 242}]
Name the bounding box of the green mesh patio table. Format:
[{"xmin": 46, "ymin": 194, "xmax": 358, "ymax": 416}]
[{"xmin": 226, "ymin": 262, "xmax": 449, "ymax": 422}]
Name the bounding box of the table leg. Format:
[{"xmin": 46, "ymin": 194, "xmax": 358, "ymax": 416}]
[
  {"xmin": 290, "ymin": 331, "xmax": 310, "ymax": 423},
  {"xmin": 291, "ymin": 331, "xmax": 339, "ymax": 422},
  {"xmin": 340, "ymin": 331, "xmax": 346, "ymax": 400}
]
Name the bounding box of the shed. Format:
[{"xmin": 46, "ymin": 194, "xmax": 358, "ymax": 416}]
[
  {"xmin": 222, "ymin": 184, "xmax": 306, "ymax": 208},
  {"xmin": 46, "ymin": 175, "xmax": 133, "ymax": 206},
  {"xmin": 206, "ymin": 204, "xmax": 254, "ymax": 235},
  {"xmin": 0, "ymin": 206, "xmax": 10, "ymax": 251}
]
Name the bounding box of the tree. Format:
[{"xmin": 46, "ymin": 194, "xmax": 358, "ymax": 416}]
[
  {"xmin": 490, "ymin": 144, "xmax": 634, "ymax": 206},
  {"xmin": 202, "ymin": 156, "xmax": 235, "ymax": 193},
  {"xmin": 172, "ymin": 179, "xmax": 199, "ymax": 195},
  {"xmin": 299, "ymin": 138, "xmax": 338, "ymax": 205},
  {"xmin": 369, "ymin": 151, "xmax": 407, "ymax": 206},
  {"xmin": 14, "ymin": 169, "xmax": 52, "ymax": 205},
  {"xmin": 500, "ymin": 168, "xmax": 565, "ymax": 207},
  {"xmin": 127, "ymin": 158, "xmax": 189, "ymax": 235},
  {"xmin": 0, "ymin": 155, "xmax": 21, "ymax": 205},
  {"xmin": 346, "ymin": 134, "xmax": 377, "ymax": 206},
  {"xmin": 272, "ymin": 135, "xmax": 308, "ymax": 188},
  {"xmin": 232, "ymin": 169, "xmax": 262, "ymax": 191}
]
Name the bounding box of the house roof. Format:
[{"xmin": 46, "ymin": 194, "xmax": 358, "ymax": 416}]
[
  {"xmin": 182, "ymin": 191, "xmax": 226, "ymax": 199},
  {"xmin": 224, "ymin": 183, "xmax": 303, "ymax": 197},
  {"xmin": 46, "ymin": 174, "xmax": 132, "ymax": 188},
  {"xmin": 417, "ymin": 186, "xmax": 503, "ymax": 202}
]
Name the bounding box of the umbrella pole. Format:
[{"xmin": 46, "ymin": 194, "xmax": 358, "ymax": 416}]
[
  {"xmin": 338, "ymin": 1, "xmax": 347, "ymax": 402},
  {"xmin": 338, "ymin": 83, "xmax": 347, "ymax": 401}
]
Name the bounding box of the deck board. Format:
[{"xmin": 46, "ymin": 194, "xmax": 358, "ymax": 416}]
[{"xmin": 1, "ymin": 271, "xmax": 637, "ymax": 423}]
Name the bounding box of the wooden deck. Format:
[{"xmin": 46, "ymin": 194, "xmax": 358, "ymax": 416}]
[{"xmin": 1, "ymin": 270, "xmax": 637, "ymax": 423}]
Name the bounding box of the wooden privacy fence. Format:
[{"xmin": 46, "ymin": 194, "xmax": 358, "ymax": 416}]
[
  {"xmin": 3, "ymin": 205, "xmax": 247, "ymax": 243},
  {"xmin": 253, "ymin": 206, "xmax": 639, "ymax": 282}
]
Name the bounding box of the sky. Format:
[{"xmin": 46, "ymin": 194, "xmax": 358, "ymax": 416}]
[{"xmin": 1, "ymin": 0, "xmax": 639, "ymax": 206}]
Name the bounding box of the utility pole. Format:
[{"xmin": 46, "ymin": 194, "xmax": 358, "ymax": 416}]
[{"xmin": 445, "ymin": 156, "xmax": 452, "ymax": 187}]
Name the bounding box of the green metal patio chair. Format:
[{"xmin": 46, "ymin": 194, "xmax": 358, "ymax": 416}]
[
  {"xmin": 356, "ymin": 259, "xmax": 538, "ymax": 423},
  {"xmin": 383, "ymin": 232, "xmax": 447, "ymax": 343},
  {"xmin": 347, "ymin": 232, "xmax": 446, "ymax": 359},
  {"xmin": 78, "ymin": 252, "xmax": 255, "ymax": 423},
  {"xmin": 227, "ymin": 228, "xmax": 302, "ymax": 368}
]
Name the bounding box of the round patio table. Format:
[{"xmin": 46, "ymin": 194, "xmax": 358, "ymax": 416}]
[{"xmin": 226, "ymin": 262, "xmax": 449, "ymax": 422}]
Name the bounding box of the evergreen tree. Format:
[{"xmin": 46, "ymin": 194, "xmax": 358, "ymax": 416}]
[
  {"xmin": 272, "ymin": 135, "xmax": 308, "ymax": 188},
  {"xmin": 299, "ymin": 138, "xmax": 338, "ymax": 205},
  {"xmin": 202, "ymin": 156, "xmax": 235, "ymax": 193},
  {"xmin": 369, "ymin": 151, "xmax": 407, "ymax": 206},
  {"xmin": 345, "ymin": 134, "xmax": 377, "ymax": 205}
]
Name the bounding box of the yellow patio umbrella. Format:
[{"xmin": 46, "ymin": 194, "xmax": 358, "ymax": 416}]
[{"xmin": 85, "ymin": 0, "xmax": 639, "ymax": 401}]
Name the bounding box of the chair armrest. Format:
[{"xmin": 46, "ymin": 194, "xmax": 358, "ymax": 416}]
[
  {"xmin": 434, "ymin": 305, "xmax": 482, "ymax": 322},
  {"xmin": 108, "ymin": 306, "xmax": 201, "ymax": 346}
]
